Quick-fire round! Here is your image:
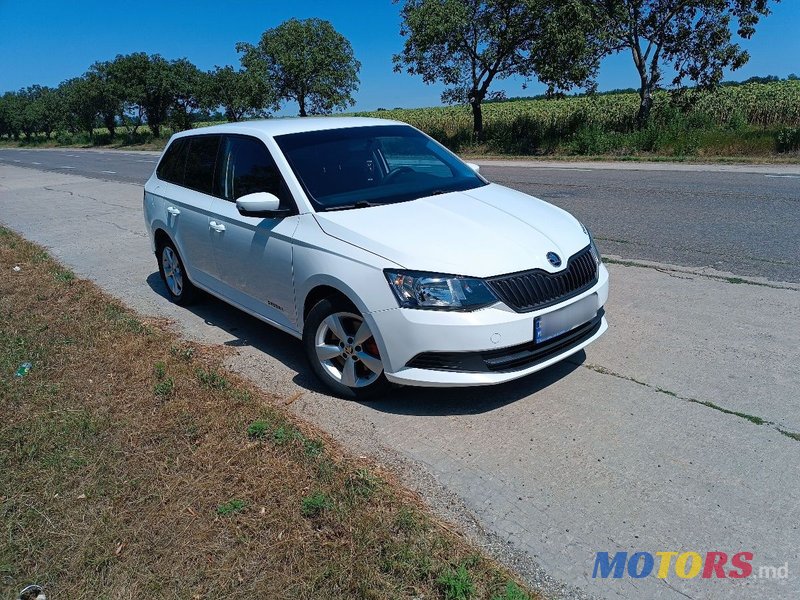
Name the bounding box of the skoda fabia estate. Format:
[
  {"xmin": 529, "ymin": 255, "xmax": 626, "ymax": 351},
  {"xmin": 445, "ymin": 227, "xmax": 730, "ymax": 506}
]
[{"xmin": 143, "ymin": 118, "xmax": 609, "ymax": 398}]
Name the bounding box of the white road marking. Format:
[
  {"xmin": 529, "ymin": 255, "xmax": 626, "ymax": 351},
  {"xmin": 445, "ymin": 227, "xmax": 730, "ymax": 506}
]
[
  {"xmin": 100, "ymin": 170, "xmax": 117, "ymax": 174},
  {"xmin": 31, "ymin": 162, "xmax": 42, "ymax": 165},
  {"xmin": 765, "ymin": 174, "xmax": 800, "ymax": 179},
  {"xmin": 58, "ymin": 166, "xmax": 76, "ymax": 169},
  {"xmin": 13, "ymin": 159, "xmax": 21, "ymax": 162},
  {"xmin": 136, "ymin": 159, "xmax": 156, "ymax": 163}
]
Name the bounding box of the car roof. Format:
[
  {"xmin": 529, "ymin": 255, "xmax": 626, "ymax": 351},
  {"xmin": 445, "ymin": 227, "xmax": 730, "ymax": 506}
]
[{"xmin": 170, "ymin": 116, "xmax": 407, "ymax": 140}]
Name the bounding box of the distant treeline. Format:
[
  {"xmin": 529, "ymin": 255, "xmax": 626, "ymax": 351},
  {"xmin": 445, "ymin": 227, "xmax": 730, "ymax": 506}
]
[
  {"xmin": 0, "ymin": 54, "xmax": 263, "ymax": 144},
  {"xmin": 0, "ymin": 18, "xmax": 361, "ymax": 146}
]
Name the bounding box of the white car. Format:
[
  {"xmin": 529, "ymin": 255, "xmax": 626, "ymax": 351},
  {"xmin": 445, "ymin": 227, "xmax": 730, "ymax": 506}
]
[{"xmin": 143, "ymin": 118, "xmax": 608, "ymax": 398}]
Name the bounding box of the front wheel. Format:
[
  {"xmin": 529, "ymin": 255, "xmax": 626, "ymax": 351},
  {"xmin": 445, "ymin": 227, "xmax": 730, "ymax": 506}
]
[{"xmin": 303, "ymin": 297, "xmax": 391, "ymax": 399}]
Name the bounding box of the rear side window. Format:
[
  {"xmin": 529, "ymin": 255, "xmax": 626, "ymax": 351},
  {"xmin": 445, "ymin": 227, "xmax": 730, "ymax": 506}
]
[
  {"xmin": 156, "ymin": 138, "xmax": 188, "ymax": 185},
  {"xmin": 217, "ymin": 135, "xmax": 290, "ymax": 206},
  {"xmin": 183, "ymin": 135, "xmax": 221, "ymax": 195}
]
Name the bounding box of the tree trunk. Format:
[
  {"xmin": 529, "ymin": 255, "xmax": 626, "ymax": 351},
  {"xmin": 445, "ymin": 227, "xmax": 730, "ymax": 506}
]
[
  {"xmin": 469, "ymin": 89, "xmax": 484, "ymax": 138},
  {"xmin": 636, "ymin": 78, "xmax": 654, "ymax": 128},
  {"xmin": 298, "ymin": 98, "xmax": 307, "ymax": 117},
  {"xmin": 470, "ymin": 100, "xmax": 483, "ymax": 137},
  {"xmin": 103, "ymin": 114, "xmax": 116, "ymax": 139},
  {"xmin": 151, "ymin": 123, "xmax": 160, "ymax": 138}
]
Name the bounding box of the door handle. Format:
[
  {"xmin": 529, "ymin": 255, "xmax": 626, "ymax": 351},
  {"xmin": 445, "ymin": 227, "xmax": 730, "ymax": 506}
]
[
  {"xmin": 209, "ymin": 221, "xmax": 226, "ymax": 232},
  {"xmin": 166, "ymin": 206, "xmax": 181, "ymax": 216}
]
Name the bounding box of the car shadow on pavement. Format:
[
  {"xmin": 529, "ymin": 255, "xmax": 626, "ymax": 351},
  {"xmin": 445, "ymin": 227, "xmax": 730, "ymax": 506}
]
[
  {"xmin": 147, "ymin": 272, "xmax": 586, "ymax": 415},
  {"xmin": 364, "ymin": 353, "xmax": 585, "ymax": 416},
  {"xmin": 146, "ymin": 271, "xmax": 310, "ymax": 369}
]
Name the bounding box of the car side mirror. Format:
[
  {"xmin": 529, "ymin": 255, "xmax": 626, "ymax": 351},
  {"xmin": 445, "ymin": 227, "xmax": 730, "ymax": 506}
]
[
  {"xmin": 465, "ymin": 162, "xmax": 480, "ymax": 174},
  {"xmin": 235, "ymin": 192, "xmax": 289, "ymax": 218}
]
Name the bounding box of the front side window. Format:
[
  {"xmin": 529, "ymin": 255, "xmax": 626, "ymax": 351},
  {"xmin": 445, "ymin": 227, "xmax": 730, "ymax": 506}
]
[
  {"xmin": 274, "ymin": 125, "xmax": 486, "ymax": 211},
  {"xmin": 216, "ymin": 135, "xmax": 290, "ymax": 206},
  {"xmin": 183, "ymin": 135, "xmax": 221, "ymax": 195}
]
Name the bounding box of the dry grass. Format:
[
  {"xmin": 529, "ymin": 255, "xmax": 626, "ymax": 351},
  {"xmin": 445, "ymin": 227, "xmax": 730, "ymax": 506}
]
[{"xmin": 0, "ymin": 226, "xmax": 536, "ymax": 600}]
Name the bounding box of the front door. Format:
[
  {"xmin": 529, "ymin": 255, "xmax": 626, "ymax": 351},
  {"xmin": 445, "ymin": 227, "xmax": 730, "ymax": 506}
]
[{"xmin": 208, "ymin": 134, "xmax": 299, "ymax": 330}]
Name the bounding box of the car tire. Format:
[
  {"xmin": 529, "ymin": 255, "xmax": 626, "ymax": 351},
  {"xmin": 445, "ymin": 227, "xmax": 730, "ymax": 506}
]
[
  {"xmin": 303, "ymin": 296, "xmax": 392, "ymax": 400},
  {"xmin": 157, "ymin": 239, "xmax": 197, "ymax": 306}
]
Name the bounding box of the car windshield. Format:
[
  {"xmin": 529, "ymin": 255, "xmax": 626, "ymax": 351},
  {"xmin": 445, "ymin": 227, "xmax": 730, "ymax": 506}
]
[{"xmin": 274, "ymin": 125, "xmax": 487, "ymax": 211}]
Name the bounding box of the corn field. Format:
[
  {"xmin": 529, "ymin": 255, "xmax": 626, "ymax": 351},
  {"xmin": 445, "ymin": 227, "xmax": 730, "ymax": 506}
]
[{"xmin": 354, "ymin": 81, "xmax": 800, "ymax": 155}]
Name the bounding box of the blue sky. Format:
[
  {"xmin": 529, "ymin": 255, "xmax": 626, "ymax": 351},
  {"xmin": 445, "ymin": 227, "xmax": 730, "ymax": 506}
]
[{"xmin": 1, "ymin": 0, "xmax": 798, "ymax": 114}]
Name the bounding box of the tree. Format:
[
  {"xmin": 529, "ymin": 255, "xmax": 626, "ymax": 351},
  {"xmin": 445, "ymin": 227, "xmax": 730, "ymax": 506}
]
[
  {"xmin": 168, "ymin": 59, "xmax": 208, "ymax": 131},
  {"xmin": 86, "ymin": 61, "xmax": 125, "ymax": 139},
  {"xmin": 237, "ymin": 18, "xmax": 361, "ymax": 117},
  {"xmin": 113, "ymin": 54, "xmax": 208, "ymax": 137},
  {"xmin": 584, "ymin": 0, "xmax": 777, "ymax": 125},
  {"xmin": 206, "ymin": 65, "xmax": 276, "ymax": 122},
  {"xmin": 35, "ymin": 87, "xmax": 64, "ymax": 138},
  {"xmin": 0, "ymin": 92, "xmax": 22, "ymax": 140},
  {"xmin": 394, "ymin": 0, "xmax": 600, "ymax": 135},
  {"xmin": 59, "ymin": 77, "xmax": 99, "ymax": 138},
  {"xmin": 18, "ymin": 86, "xmax": 43, "ymax": 139}
]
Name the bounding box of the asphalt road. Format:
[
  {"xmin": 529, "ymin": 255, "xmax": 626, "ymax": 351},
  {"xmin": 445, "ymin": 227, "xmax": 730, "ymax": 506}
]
[{"xmin": 1, "ymin": 147, "xmax": 799, "ymax": 282}]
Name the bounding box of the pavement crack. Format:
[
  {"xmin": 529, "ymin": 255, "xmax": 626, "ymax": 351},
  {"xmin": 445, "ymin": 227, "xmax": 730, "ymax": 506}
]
[
  {"xmin": 95, "ymin": 218, "xmax": 147, "ymax": 238},
  {"xmin": 659, "ymin": 578, "xmax": 696, "ymax": 599},
  {"xmin": 602, "ymin": 257, "xmax": 798, "ymax": 291},
  {"xmin": 43, "ymin": 184, "xmax": 132, "ymax": 210},
  {"xmin": 576, "ymin": 361, "xmax": 800, "ymax": 442}
]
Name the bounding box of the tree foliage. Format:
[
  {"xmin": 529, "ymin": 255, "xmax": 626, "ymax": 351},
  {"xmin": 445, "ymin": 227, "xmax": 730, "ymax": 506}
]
[
  {"xmin": 206, "ymin": 66, "xmax": 276, "ymax": 122},
  {"xmin": 237, "ymin": 18, "xmax": 361, "ymax": 117},
  {"xmin": 394, "ymin": 0, "xmax": 601, "ymax": 135},
  {"xmin": 583, "ymin": 0, "xmax": 778, "ymax": 124}
]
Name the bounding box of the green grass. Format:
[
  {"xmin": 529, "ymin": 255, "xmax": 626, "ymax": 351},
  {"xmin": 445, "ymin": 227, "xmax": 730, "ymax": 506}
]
[
  {"xmin": 438, "ymin": 564, "xmax": 476, "ymax": 600},
  {"xmin": 247, "ymin": 420, "xmax": 270, "ymax": 439},
  {"xmin": 300, "ymin": 492, "xmax": 330, "ymax": 517},
  {"xmin": 492, "ymin": 581, "xmax": 533, "ymax": 600},
  {"xmin": 195, "ymin": 366, "xmax": 229, "ymax": 390},
  {"xmin": 216, "ymin": 499, "xmax": 247, "ymax": 516}
]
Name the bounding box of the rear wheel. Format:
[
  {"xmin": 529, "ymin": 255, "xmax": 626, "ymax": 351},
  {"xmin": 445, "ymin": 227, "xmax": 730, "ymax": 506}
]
[
  {"xmin": 157, "ymin": 240, "xmax": 197, "ymax": 305},
  {"xmin": 303, "ymin": 297, "xmax": 391, "ymax": 399}
]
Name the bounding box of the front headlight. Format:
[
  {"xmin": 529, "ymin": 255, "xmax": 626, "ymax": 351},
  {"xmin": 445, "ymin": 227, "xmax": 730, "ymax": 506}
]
[
  {"xmin": 384, "ymin": 270, "xmax": 497, "ymax": 310},
  {"xmin": 581, "ymin": 223, "xmax": 602, "ymax": 266}
]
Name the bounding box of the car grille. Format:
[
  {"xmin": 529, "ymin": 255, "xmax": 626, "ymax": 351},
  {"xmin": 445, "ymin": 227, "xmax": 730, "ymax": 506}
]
[{"xmin": 486, "ymin": 245, "xmax": 598, "ymax": 312}]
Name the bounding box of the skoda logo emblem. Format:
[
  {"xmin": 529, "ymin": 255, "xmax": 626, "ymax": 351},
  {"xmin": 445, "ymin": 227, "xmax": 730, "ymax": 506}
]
[{"xmin": 546, "ymin": 252, "xmax": 562, "ymax": 267}]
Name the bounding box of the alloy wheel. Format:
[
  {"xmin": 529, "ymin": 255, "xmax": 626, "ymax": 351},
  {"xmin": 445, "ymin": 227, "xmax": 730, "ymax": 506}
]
[
  {"xmin": 314, "ymin": 311, "xmax": 383, "ymax": 388},
  {"xmin": 161, "ymin": 246, "xmax": 184, "ymax": 297}
]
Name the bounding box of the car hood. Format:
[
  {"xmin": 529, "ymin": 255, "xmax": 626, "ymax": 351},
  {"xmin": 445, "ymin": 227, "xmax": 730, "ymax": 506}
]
[{"xmin": 313, "ymin": 183, "xmax": 590, "ymax": 278}]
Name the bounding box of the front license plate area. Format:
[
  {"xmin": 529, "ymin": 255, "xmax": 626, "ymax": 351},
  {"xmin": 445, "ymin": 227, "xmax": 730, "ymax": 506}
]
[{"xmin": 534, "ymin": 294, "xmax": 598, "ymax": 344}]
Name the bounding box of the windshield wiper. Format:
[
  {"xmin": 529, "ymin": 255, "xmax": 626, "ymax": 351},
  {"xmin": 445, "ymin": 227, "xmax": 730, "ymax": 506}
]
[{"xmin": 325, "ymin": 200, "xmax": 380, "ymax": 212}]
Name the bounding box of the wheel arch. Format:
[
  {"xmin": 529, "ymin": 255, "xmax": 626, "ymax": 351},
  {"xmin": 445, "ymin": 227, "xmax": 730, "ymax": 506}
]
[
  {"xmin": 153, "ymin": 228, "xmax": 172, "ymax": 253},
  {"xmin": 302, "ymin": 283, "xmax": 359, "ymax": 324}
]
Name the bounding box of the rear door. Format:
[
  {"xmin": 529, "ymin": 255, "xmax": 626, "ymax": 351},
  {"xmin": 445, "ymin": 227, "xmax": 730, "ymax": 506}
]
[
  {"xmin": 154, "ymin": 135, "xmax": 220, "ymax": 288},
  {"xmin": 208, "ymin": 134, "xmax": 300, "ymax": 329}
]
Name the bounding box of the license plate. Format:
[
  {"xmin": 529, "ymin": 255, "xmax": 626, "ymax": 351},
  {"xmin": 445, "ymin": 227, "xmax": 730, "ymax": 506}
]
[{"xmin": 534, "ymin": 294, "xmax": 598, "ymax": 344}]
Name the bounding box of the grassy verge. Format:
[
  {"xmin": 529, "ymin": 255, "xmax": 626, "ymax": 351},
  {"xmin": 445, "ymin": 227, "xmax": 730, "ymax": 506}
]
[{"xmin": 0, "ymin": 226, "xmax": 535, "ymax": 600}]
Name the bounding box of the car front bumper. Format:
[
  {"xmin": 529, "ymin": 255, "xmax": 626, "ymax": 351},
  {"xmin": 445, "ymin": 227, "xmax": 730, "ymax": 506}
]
[{"xmin": 369, "ymin": 263, "xmax": 609, "ymax": 387}]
